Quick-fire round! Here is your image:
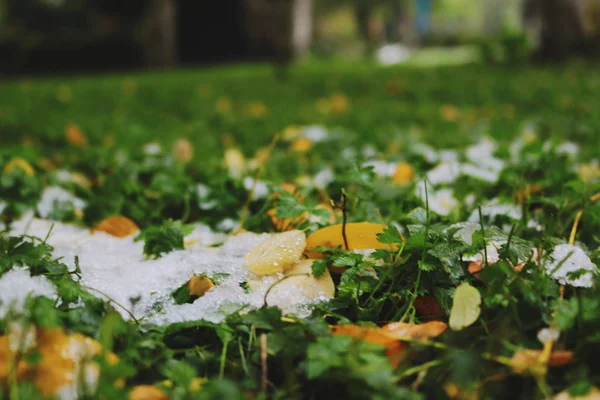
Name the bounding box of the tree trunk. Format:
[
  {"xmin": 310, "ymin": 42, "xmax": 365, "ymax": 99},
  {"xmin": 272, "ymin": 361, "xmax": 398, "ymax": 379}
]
[
  {"xmin": 525, "ymin": 0, "xmax": 586, "ymax": 60},
  {"xmin": 144, "ymin": 0, "xmax": 177, "ymax": 68}
]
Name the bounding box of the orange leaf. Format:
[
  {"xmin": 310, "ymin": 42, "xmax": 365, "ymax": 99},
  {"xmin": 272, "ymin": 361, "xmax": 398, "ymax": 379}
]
[
  {"xmin": 93, "ymin": 216, "xmax": 139, "ymax": 238},
  {"xmin": 331, "ymin": 324, "xmax": 408, "ymax": 368},
  {"xmin": 331, "ymin": 324, "xmax": 398, "ymax": 346},
  {"xmin": 187, "ymin": 275, "xmax": 215, "ymax": 297},
  {"xmin": 129, "ymin": 385, "xmax": 170, "ymax": 400},
  {"xmin": 382, "ymin": 321, "xmax": 448, "ymax": 340},
  {"xmin": 65, "ymin": 123, "xmax": 87, "ymax": 147}
]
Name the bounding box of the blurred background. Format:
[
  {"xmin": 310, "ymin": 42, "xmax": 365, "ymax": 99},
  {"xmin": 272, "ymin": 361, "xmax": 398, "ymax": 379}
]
[{"xmin": 0, "ymin": 0, "xmax": 599, "ymax": 76}]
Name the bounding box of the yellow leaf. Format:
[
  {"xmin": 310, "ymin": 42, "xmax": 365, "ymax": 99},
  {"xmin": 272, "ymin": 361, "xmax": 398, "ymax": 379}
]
[
  {"xmin": 280, "ymin": 260, "xmax": 335, "ymax": 299},
  {"xmin": 224, "ymin": 148, "xmax": 246, "ymax": 179},
  {"xmin": 291, "ymin": 138, "xmax": 313, "ymax": 153},
  {"xmin": 3, "ymin": 157, "xmax": 35, "ymax": 176},
  {"xmin": 306, "ymin": 222, "xmax": 398, "ymax": 258},
  {"xmin": 129, "ymin": 385, "xmax": 170, "ymax": 400},
  {"xmin": 244, "ymin": 230, "xmax": 306, "ymax": 275},
  {"xmin": 392, "ymin": 162, "xmax": 414, "ymax": 185},
  {"xmin": 449, "ymin": 283, "xmax": 481, "ymax": 331}
]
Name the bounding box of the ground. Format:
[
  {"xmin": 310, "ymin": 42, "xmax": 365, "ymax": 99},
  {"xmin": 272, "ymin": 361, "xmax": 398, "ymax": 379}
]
[{"xmin": 1, "ymin": 61, "xmax": 600, "ymax": 399}]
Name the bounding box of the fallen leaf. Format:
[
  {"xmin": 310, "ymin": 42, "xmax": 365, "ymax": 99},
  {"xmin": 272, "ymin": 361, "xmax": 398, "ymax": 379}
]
[
  {"xmin": 3, "ymin": 157, "xmax": 35, "ymax": 176},
  {"xmin": 306, "ymin": 222, "xmax": 398, "ymax": 258},
  {"xmin": 93, "ymin": 216, "xmax": 140, "ymax": 238},
  {"xmin": 291, "ymin": 138, "xmax": 313, "ymax": 153},
  {"xmin": 172, "ymin": 138, "xmax": 194, "ymax": 163},
  {"xmin": 449, "ymin": 283, "xmax": 481, "ymax": 331},
  {"xmin": 511, "ymin": 349, "xmax": 574, "ymax": 375},
  {"xmin": 188, "ymin": 275, "xmax": 215, "ymax": 297},
  {"xmin": 277, "ymin": 259, "xmax": 335, "ymax": 299},
  {"xmin": 65, "ymin": 123, "xmax": 87, "ymax": 147},
  {"xmin": 392, "ymin": 162, "xmax": 414, "ymax": 185},
  {"xmin": 244, "ymin": 230, "xmax": 306, "ymax": 275},
  {"xmin": 382, "ymin": 320, "xmax": 448, "ymax": 339},
  {"xmin": 414, "ymin": 295, "xmax": 445, "ymax": 318},
  {"xmin": 129, "ymin": 385, "xmax": 170, "ymax": 400}
]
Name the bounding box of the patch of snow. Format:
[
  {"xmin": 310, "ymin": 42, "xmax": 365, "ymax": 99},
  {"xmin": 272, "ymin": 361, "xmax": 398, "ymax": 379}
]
[
  {"xmin": 410, "ymin": 143, "xmax": 439, "ymax": 164},
  {"xmin": 143, "ymin": 143, "xmax": 162, "ymax": 155},
  {"xmin": 313, "ymin": 168, "xmax": 335, "ymax": 188},
  {"xmin": 544, "ymin": 244, "xmax": 598, "ymax": 288},
  {"xmin": 243, "ymin": 177, "xmax": 269, "ymax": 200},
  {"xmin": 9, "ymin": 218, "xmax": 333, "ymax": 324},
  {"xmin": 468, "ymin": 200, "xmax": 522, "ymax": 223},
  {"xmin": 301, "ymin": 125, "xmax": 329, "ymax": 142},
  {"xmin": 0, "ymin": 269, "xmax": 57, "ymax": 318},
  {"xmin": 415, "ymin": 182, "xmax": 458, "ymax": 216},
  {"xmin": 37, "ymin": 186, "xmax": 86, "ymax": 218},
  {"xmin": 363, "ymin": 161, "xmax": 396, "ymax": 178}
]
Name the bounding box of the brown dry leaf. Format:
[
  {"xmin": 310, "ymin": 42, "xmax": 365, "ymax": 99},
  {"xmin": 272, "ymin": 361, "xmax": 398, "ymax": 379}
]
[
  {"xmin": 172, "ymin": 138, "xmax": 194, "ymax": 163},
  {"xmin": 3, "ymin": 157, "xmax": 35, "ymax": 176},
  {"xmin": 381, "ymin": 320, "xmax": 448, "ymax": 340},
  {"xmin": 511, "ymin": 349, "xmax": 574, "ymax": 375},
  {"xmin": 413, "ymin": 295, "xmax": 445, "ymax": 318},
  {"xmin": 554, "ymin": 386, "xmax": 600, "ymax": 400},
  {"xmin": 65, "ymin": 123, "xmax": 87, "ymax": 147},
  {"xmin": 93, "ymin": 216, "xmax": 140, "ymax": 238},
  {"xmin": 129, "ymin": 385, "xmax": 170, "ymax": 400},
  {"xmin": 188, "ymin": 275, "xmax": 215, "ymax": 297}
]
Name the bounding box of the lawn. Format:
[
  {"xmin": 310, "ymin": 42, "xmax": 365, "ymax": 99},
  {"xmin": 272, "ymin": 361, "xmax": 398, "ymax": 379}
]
[{"xmin": 1, "ymin": 61, "xmax": 600, "ymax": 399}]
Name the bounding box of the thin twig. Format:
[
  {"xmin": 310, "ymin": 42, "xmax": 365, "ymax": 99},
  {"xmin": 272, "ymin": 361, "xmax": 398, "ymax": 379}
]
[
  {"xmin": 341, "ymin": 190, "xmax": 349, "ymax": 250},
  {"xmin": 260, "ymin": 333, "xmax": 268, "ymax": 394}
]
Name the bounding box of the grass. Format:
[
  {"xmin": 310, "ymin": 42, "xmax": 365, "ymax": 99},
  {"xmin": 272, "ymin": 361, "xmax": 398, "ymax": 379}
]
[{"xmin": 2, "ymin": 60, "xmax": 600, "ymax": 399}]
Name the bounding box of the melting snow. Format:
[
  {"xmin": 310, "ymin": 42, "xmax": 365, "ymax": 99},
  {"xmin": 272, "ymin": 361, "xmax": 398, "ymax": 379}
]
[
  {"xmin": 545, "ymin": 244, "xmax": 597, "ymax": 288},
  {"xmin": 8, "ymin": 218, "xmax": 330, "ymax": 325},
  {"xmin": 0, "ymin": 269, "xmax": 57, "ymax": 318}
]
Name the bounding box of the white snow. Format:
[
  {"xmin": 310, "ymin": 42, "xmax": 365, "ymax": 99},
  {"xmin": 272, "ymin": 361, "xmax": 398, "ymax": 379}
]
[
  {"xmin": 243, "ymin": 177, "xmax": 270, "ymax": 200},
  {"xmin": 37, "ymin": 186, "xmax": 86, "ymax": 218},
  {"xmin": 415, "ymin": 182, "xmax": 458, "ymax": 216},
  {"xmin": 544, "ymin": 244, "xmax": 598, "ymax": 288},
  {"xmin": 8, "ymin": 218, "xmax": 331, "ymax": 325},
  {"xmin": 363, "ymin": 160, "xmax": 397, "ymax": 178},
  {"xmin": 0, "ymin": 269, "xmax": 57, "ymax": 318}
]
